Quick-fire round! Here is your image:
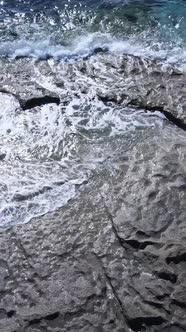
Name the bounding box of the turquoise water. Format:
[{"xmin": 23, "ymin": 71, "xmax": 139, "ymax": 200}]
[{"xmin": 0, "ymin": 0, "xmax": 186, "ymax": 65}]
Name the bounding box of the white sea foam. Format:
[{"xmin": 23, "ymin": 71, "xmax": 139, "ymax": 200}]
[
  {"xmin": 0, "ymin": 32, "xmax": 186, "ymax": 69},
  {"xmin": 0, "ymin": 91, "xmax": 167, "ymax": 228}
]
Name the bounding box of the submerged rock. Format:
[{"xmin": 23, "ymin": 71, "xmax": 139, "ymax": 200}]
[
  {"xmin": 0, "ymin": 54, "xmax": 186, "ymax": 127},
  {"xmin": 0, "ymin": 53, "xmax": 185, "ymax": 331},
  {"xmin": 0, "ymin": 111, "xmax": 185, "ymax": 331}
]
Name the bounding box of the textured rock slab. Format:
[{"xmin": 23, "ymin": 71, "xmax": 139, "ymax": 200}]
[
  {"xmin": 0, "ymin": 191, "xmax": 127, "ymax": 332},
  {"xmin": 0, "ymin": 59, "xmax": 60, "ymax": 110},
  {"xmin": 0, "ymin": 117, "xmax": 185, "ymax": 331},
  {"xmin": 0, "ymin": 53, "xmax": 186, "ymax": 332},
  {"xmin": 34, "ymin": 54, "xmax": 186, "ymax": 126},
  {"xmin": 0, "ymin": 55, "xmax": 186, "ymax": 126}
]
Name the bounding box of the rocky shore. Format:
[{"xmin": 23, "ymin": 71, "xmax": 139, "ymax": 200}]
[
  {"xmin": 0, "ymin": 53, "xmax": 185, "ymax": 331},
  {"xmin": 0, "ymin": 54, "xmax": 186, "ymax": 126}
]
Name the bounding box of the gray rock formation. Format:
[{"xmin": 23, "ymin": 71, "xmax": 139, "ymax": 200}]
[
  {"xmin": 0, "ymin": 54, "xmax": 185, "ymax": 331},
  {"xmin": 0, "ymin": 59, "xmax": 60, "ymax": 110},
  {"xmin": 0, "ymin": 54, "xmax": 186, "ymax": 126},
  {"xmin": 0, "ymin": 111, "xmax": 185, "ymax": 331}
]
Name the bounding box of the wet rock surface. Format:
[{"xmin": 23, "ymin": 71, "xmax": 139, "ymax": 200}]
[
  {"xmin": 0, "ymin": 54, "xmax": 186, "ymax": 331},
  {"xmin": 0, "ymin": 114, "xmax": 185, "ymax": 331},
  {"xmin": 0, "ymin": 54, "xmax": 186, "ymax": 126},
  {"xmin": 0, "ymin": 59, "xmax": 60, "ymax": 110}
]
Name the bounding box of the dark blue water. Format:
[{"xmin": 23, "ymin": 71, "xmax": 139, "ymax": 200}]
[{"xmin": 0, "ymin": 0, "xmax": 186, "ymax": 64}]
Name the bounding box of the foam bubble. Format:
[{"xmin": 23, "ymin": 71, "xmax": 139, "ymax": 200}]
[{"xmin": 0, "ymin": 31, "xmax": 185, "ymax": 70}]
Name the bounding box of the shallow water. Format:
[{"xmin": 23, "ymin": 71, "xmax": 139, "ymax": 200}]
[
  {"xmin": 0, "ymin": 88, "xmax": 172, "ymax": 228},
  {"xmin": 0, "ymin": 0, "xmax": 185, "ymax": 227}
]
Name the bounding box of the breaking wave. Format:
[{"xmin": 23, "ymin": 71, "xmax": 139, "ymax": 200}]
[
  {"xmin": 0, "ymin": 32, "xmax": 186, "ymax": 69},
  {"xmin": 0, "ymin": 0, "xmax": 186, "ymax": 67}
]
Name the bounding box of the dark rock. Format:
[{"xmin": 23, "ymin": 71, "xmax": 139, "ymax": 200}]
[
  {"xmin": 127, "ymin": 316, "xmax": 165, "ymax": 331},
  {"xmin": 21, "ymin": 95, "xmax": 60, "ymax": 110},
  {"xmin": 12, "ymin": 186, "xmax": 52, "ymax": 202},
  {"xmin": 0, "ymin": 153, "xmax": 6, "ymax": 161},
  {"xmin": 166, "ymin": 250, "xmax": 186, "ymax": 264},
  {"xmin": 155, "ymin": 271, "xmax": 177, "ymax": 284}
]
